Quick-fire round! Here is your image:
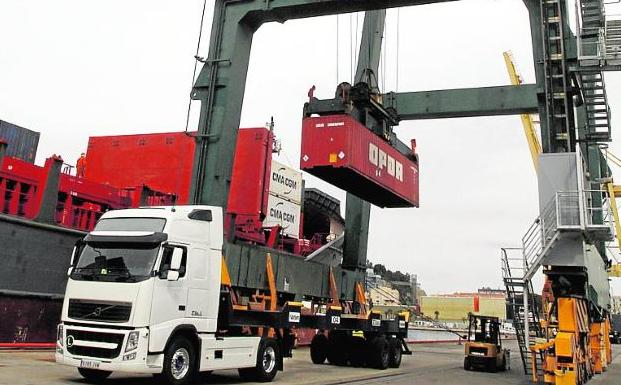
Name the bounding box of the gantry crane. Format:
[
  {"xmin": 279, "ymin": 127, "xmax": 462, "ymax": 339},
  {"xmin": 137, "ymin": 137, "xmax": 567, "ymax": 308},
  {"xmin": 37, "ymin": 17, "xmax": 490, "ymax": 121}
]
[{"xmin": 190, "ymin": 2, "xmax": 617, "ymax": 384}]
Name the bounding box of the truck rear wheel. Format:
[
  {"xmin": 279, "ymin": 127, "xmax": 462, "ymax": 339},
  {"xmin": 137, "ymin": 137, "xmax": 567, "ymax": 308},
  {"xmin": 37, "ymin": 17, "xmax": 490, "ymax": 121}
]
[
  {"xmin": 239, "ymin": 338, "xmax": 280, "ymax": 383},
  {"xmin": 310, "ymin": 334, "xmax": 328, "ymax": 364},
  {"xmin": 368, "ymin": 336, "xmax": 390, "ymax": 370},
  {"xmin": 157, "ymin": 336, "xmax": 196, "ymax": 385},
  {"xmin": 388, "ymin": 338, "xmax": 402, "ymax": 368},
  {"xmin": 77, "ymin": 368, "xmax": 112, "ymax": 383}
]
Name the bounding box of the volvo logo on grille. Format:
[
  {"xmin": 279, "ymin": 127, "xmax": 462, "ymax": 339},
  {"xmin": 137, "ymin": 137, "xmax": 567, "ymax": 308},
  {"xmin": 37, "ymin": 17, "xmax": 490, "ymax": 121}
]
[
  {"xmin": 93, "ymin": 307, "xmax": 103, "ymax": 317},
  {"xmin": 66, "ymin": 335, "xmax": 74, "ymax": 347}
]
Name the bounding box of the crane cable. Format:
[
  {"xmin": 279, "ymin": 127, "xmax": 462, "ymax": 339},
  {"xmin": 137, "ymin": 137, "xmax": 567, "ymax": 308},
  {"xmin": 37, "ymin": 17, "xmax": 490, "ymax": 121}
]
[
  {"xmin": 336, "ymin": 15, "xmax": 339, "ymax": 84},
  {"xmin": 178, "ymin": 0, "xmax": 208, "ymax": 207},
  {"xmin": 184, "ymin": 0, "xmax": 209, "ymax": 133},
  {"xmin": 396, "ymin": 8, "xmax": 400, "ymax": 93}
]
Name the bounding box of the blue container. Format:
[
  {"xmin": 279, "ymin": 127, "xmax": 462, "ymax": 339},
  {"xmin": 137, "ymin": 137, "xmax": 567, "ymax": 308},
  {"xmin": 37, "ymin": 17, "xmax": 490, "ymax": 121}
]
[{"xmin": 0, "ymin": 120, "xmax": 40, "ymax": 163}]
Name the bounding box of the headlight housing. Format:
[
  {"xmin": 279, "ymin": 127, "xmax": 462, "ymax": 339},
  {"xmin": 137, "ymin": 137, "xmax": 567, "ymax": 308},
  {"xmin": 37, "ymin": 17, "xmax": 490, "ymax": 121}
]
[
  {"xmin": 57, "ymin": 324, "xmax": 64, "ymax": 346},
  {"xmin": 125, "ymin": 331, "xmax": 140, "ymax": 352}
]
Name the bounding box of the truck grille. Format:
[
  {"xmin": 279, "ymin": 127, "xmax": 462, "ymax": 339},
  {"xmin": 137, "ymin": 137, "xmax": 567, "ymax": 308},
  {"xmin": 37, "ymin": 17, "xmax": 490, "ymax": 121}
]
[
  {"xmin": 65, "ymin": 329, "xmax": 124, "ymax": 359},
  {"xmin": 68, "ymin": 300, "xmax": 131, "ymax": 322}
]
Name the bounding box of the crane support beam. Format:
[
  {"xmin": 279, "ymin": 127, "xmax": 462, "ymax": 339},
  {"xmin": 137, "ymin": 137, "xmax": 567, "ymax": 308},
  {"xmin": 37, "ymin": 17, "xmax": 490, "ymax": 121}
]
[{"xmin": 383, "ymin": 84, "xmax": 539, "ymax": 120}]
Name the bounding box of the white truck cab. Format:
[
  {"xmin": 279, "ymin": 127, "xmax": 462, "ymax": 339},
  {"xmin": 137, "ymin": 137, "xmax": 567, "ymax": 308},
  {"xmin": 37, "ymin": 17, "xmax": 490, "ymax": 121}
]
[{"xmin": 56, "ymin": 206, "xmax": 272, "ymax": 384}]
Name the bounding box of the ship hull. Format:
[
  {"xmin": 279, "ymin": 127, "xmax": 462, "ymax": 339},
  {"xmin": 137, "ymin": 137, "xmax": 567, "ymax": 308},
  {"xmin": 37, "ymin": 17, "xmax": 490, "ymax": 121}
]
[{"xmin": 0, "ymin": 214, "xmax": 84, "ymax": 343}]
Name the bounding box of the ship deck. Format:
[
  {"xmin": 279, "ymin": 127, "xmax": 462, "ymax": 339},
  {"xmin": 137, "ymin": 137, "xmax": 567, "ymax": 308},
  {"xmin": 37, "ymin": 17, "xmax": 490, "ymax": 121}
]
[{"xmin": 1, "ymin": 341, "xmax": 619, "ymax": 384}]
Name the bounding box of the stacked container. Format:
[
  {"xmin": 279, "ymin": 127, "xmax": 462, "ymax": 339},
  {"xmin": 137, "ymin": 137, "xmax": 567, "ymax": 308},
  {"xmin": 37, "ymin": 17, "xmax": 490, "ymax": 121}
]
[
  {"xmin": 263, "ymin": 159, "xmax": 303, "ymax": 238},
  {"xmin": 0, "ymin": 120, "xmax": 40, "ymax": 163}
]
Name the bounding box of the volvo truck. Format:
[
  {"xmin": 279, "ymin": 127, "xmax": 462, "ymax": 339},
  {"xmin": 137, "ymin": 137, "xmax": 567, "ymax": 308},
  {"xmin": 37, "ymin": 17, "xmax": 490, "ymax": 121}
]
[{"xmin": 55, "ymin": 206, "xmax": 410, "ymax": 384}]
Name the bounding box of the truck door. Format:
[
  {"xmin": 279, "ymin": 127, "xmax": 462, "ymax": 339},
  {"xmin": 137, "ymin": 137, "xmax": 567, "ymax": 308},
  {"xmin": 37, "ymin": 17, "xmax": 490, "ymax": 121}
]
[
  {"xmin": 149, "ymin": 245, "xmax": 188, "ymax": 328},
  {"xmin": 185, "ymin": 247, "xmax": 219, "ymax": 332}
]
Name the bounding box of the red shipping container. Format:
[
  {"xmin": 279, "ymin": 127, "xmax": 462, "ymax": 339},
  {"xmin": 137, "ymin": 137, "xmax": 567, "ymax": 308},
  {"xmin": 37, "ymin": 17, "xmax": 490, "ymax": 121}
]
[
  {"xmin": 85, "ymin": 132, "xmax": 196, "ymax": 203},
  {"xmin": 301, "ymin": 115, "xmax": 419, "ymax": 208},
  {"xmin": 228, "ymin": 128, "xmax": 274, "ymax": 219}
]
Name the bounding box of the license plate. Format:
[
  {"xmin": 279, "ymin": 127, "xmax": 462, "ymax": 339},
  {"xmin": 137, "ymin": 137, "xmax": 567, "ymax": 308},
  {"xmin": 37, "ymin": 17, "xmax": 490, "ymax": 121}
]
[{"xmin": 80, "ymin": 359, "xmax": 100, "ymax": 369}]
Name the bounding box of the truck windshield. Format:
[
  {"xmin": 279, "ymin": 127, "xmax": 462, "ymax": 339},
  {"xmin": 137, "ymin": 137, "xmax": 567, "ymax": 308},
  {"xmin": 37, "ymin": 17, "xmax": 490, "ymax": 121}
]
[{"xmin": 72, "ymin": 244, "xmax": 160, "ymax": 282}]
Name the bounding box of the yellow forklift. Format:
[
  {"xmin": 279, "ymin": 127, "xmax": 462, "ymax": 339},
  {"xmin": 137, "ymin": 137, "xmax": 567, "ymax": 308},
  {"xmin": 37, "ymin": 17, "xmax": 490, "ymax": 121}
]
[{"xmin": 463, "ymin": 314, "xmax": 509, "ymax": 372}]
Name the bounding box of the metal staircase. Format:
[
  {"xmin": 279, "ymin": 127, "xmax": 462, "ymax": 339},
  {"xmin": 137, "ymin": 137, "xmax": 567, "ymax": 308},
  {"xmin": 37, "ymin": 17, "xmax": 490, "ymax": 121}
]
[
  {"xmin": 575, "ymin": 0, "xmax": 618, "ymax": 143},
  {"xmin": 577, "ymin": 0, "xmax": 606, "ymax": 66},
  {"xmin": 522, "ymin": 195, "xmax": 562, "ymax": 280},
  {"xmin": 501, "ymin": 249, "xmax": 543, "ymax": 376},
  {"xmin": 580, "ymin": 72, "xmax": 612, "ymax": 142},
  {"xmin": 607, "ymin": 18, "xmax": 621, "ymax": 65},
  {"xmin": 577, "ymin": 0, "xmax": 621, "ymax": 68}
]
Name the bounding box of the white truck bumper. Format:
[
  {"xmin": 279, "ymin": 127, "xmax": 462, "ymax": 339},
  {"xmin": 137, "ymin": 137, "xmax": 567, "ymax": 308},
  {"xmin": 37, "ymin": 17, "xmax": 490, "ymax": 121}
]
[{"xmin": 55, "ymin": 324, "xmax": 162, "ymax": 374}]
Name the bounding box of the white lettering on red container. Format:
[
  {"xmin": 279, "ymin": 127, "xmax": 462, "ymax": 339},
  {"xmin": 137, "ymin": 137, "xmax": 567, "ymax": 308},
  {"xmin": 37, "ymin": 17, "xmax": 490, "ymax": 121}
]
[{"xmin": 368, "ymin": 143, "xmax": 403, "ymax": 182}]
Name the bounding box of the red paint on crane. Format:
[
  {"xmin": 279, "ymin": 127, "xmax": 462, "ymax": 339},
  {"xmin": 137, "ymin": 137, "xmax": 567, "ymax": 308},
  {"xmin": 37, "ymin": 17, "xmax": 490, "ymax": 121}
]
[{"xmin": 301, "ymin": 115, "xmax": 419, "ymax": 208}]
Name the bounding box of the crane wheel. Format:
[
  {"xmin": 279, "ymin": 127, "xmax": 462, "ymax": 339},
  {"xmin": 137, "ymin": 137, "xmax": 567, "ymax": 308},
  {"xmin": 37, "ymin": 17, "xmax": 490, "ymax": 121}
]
[{"xmin": 310, "ymin": 334, "xmax": 329, "ymax": 364}]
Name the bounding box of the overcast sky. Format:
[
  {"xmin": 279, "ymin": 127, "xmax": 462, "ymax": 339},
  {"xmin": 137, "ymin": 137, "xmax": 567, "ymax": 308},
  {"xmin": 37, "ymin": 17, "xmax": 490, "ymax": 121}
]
[{"xmin": 1, "ymin": 0, "xmax": 620, "ymax": 295}]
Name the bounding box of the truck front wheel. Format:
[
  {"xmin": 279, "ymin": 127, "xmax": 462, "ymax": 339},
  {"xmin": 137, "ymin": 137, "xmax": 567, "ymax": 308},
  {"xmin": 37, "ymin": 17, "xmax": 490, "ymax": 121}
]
[
  {"xmin": 158, "ymin": 336, "xmax": 196, "ymax": 385},
  {"xmin": 77, "ymin": 368, "xmax": 112, "ymax": 382},
  {"xmin": 239, "ymin": 338, "xmax": 280, "ymax": 382}
]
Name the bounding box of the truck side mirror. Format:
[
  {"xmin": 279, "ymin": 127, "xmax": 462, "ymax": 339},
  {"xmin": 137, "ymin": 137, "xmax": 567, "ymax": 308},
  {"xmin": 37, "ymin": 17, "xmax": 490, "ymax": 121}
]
[
  {"xmin": 170, "ymin": 248, "xmax": 183, "ymax": 271},
  {"xmin": 166, "ymin": 270, "xmax": 180, "ymax": 281}
]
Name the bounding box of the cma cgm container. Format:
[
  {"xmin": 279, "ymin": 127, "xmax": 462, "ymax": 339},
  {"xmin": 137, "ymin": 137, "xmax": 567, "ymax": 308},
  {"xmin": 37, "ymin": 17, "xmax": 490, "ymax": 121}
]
[
  {"xmin": 301, "ymin": 115, "xmax": 419, "ymax": 208},
  {"xmin": 0, "ymin": 120, "xmax": 40, "ymax": 163},
  {"xmin": 85, "ymin": 132, "xmax": 195, "ymax": 203},
  {"xmin": 263, "ymin": 159, "xmax": 303, "ymax": 238}
]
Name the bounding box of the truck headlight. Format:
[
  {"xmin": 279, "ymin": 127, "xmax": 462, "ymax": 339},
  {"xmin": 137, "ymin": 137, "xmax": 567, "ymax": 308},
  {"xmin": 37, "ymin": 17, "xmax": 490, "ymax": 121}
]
[
  {"xmin": 57, "ymin": 324, "xmax": 64, "ymax": 346},
  {"xmin": 125, "ymin": 331, "xmax": 140, "ymax": 352}
]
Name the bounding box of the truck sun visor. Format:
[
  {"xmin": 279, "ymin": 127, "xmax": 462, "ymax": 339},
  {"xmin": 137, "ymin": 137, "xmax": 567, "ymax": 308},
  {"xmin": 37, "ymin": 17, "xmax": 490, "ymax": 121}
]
[{"xmin": 84, "ymin": 232, "xmax": 168, "ymax": 246}]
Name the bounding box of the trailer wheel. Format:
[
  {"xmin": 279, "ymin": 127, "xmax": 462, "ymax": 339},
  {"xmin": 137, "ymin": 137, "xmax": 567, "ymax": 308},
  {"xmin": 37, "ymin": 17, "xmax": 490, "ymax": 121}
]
[
  {"xmin": 77, "ymin": 368, "xmax": 112, "ymax": 383},
  {"xmin": 326, "ymin": 331, "xmax": 348, "ymax": 366},
  {"xmin": 239, "ymin": 338, "xmax": 280, "ymax": 383},
  {"xmin": 157, "ymin": 336, "xmax": 196, "ymax": 385},
  {"xmin": 348, "ymin": 337, "xmax": 367, "ymax": 367},
  {"xmin": 310, "ymin": 334, "xmax": 328, "ymax": 364},
  {"xmin": 388, "ymin": 338, "xmax": 402, "ymax": 368},
  {"xmin": 368, "ymin": 336, "xmax": 390, "ymax": 370}
]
